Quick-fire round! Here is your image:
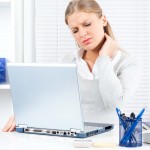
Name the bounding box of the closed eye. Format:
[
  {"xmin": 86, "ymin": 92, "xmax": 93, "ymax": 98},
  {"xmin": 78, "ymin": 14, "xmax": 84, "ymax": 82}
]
[
  {"xmin": 72, "ymin": 23, "xmax": 91, "ymax": 34},
  {"xmin": 85, "ymin": 23, "xmax": 91, "ymax": 27},
  {"xmin": 73, "ymin": 29, "xmax": 78, "ymax": 34}
]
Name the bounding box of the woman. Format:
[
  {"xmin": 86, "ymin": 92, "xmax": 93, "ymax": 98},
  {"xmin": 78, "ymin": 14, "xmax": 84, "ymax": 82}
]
[
  {"xmin": 2, "ymin": 0, "xmax": 140, "ymax": 132},
  {"xmin": 63, "ymin": 0, "xmax": 140, "ymax": 123}
]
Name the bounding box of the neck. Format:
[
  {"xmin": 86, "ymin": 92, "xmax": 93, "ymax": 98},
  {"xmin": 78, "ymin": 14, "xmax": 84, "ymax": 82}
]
[
  {"xmin": 83, "ymin": 36, "xmax": 106, "ymax": 62},
  {"xmin": 93, "ymin": 36, "xmax": 106, "ymax": 52},
  {"xmin": 83, "ymin": 50, "xmax": 98, "ymax": 62}
]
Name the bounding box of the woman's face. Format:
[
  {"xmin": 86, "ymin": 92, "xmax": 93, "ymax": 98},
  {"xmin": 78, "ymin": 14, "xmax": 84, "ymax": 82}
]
[{"xmin": 67, "ymin": 12, "xmax": 107, "ymax": 51}]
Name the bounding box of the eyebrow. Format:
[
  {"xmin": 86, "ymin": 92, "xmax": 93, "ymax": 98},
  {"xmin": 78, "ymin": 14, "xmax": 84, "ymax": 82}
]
[{"xmin": 70, "ymin": 18, "xmax": 90, "ymax": 29}]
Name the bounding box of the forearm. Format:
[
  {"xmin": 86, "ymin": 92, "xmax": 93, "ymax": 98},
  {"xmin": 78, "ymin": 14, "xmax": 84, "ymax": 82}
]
[
  {"xmin": 97, "ymin": 55, "xmax": 140, "ymax": 110},
  {"xmin": 97, "ymin": 56, "xmax": 123, "ymax": 109}
]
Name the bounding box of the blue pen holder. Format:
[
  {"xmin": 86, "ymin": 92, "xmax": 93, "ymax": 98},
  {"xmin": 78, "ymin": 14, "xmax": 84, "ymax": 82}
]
[
  {"xmin": 119, "ymin": 118, "xmax": 142, "ymax": 147},
  {"xmin": 0, "ymin": 58, "xmax": 6, "ymax": 84}
]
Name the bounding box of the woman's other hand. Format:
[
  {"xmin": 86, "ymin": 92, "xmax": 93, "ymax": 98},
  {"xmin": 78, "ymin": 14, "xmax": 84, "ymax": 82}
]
[
  {"xmin": 2, "ymin": 115, "xmax": 16, "ymax": 132},
  {"xmin": 99, "ymin": 33, "xmax": 119, "ymax": 58}
]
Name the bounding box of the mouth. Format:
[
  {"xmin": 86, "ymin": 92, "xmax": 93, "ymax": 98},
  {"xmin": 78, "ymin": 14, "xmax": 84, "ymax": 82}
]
[{"xmin": 82, "ymin": 38, "xmax": 92, "ymax": 44}]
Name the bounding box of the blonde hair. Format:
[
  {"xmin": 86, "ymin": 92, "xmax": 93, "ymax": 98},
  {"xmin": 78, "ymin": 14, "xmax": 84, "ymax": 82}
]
[{"xmin": 65, "ymin": 0, "xmax": 115, "ymax": 40}]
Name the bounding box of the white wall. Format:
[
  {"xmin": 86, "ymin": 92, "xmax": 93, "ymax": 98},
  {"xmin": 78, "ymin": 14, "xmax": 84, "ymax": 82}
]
[{"xmin": 0, "ymin": 3, "xmax": 12, "ymax": 61}]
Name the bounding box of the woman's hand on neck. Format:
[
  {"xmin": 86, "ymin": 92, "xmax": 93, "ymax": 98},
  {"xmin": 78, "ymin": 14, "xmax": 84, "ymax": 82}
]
[{"xmin": 99, "ymin": 33, "xmax": 119, "ymax": 58}]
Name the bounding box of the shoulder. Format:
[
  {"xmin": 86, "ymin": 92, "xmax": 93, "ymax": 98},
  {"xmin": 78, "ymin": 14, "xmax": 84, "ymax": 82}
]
[
  {"xmin": 115, "ymin": 50, "xmax": 140, "ymax": 67},
  {"xmin": 114, "ymin": 50, "xmax": 141, "ymax": 76}
]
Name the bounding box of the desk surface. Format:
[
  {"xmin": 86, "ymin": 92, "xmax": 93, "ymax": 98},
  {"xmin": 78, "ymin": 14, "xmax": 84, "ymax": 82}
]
[{"xmin": 0, "ymin": 127, "xmax": 149, "ymax": 150}]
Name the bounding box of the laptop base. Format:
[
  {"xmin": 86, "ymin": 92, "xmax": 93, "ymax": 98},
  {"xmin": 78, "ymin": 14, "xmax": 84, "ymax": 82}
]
[{"xmin": 16, "ymin": 123, "xmax": 113, "ymax": 138}]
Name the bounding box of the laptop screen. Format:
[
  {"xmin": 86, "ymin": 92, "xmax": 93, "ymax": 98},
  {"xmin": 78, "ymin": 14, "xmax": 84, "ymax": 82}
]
[{"xmin": 7, "ymin": 63, "xmax": 84, "ymax": 131}]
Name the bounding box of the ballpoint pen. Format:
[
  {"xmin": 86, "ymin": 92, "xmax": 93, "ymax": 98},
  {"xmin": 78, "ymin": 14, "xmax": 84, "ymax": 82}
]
[
  {"xmin": 116, "ymin": 108, "xmax": 126, "ymax": 128},
  {"xmin": 120, "ymin": 107, "xmax": 145, "ymax": 145}
]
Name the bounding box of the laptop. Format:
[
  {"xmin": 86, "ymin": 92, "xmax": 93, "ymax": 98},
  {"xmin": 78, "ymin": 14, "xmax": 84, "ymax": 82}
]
[{"xmin": 7, "ymin": 63, "xmax": 113, "ymax": 138}]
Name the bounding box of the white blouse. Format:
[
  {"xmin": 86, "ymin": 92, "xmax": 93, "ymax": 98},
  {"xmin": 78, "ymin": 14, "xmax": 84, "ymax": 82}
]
[{"xmin": 62, "ymin": 49, "xmax": 140, "ymax": 124}]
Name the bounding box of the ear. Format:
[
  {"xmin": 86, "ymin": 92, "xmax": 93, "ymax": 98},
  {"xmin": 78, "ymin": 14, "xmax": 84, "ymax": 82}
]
[{"xmin": 101, "ymin": 15, "xmax": 107, "ymax": 27}]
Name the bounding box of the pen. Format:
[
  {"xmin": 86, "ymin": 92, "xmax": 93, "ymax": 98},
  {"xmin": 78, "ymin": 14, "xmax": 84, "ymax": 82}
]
[
  {"xmin": 120, "ymin": 108, "xmax": 145, "ymax": 145},
  {"xmin": 116, "ymin": 108, "xmax": 126, "ymax": 128}
]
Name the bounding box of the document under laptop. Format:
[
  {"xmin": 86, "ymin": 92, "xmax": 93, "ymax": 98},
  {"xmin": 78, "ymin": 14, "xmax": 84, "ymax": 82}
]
[{"xmin": 7, "ymin": 63, "xmax": 113, "ymax": 138}]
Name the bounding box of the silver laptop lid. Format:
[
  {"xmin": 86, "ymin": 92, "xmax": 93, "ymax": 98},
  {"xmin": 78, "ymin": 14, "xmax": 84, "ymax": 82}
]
[{"xmin": 7, "ymin": 63, "xmax": 84, "ymax": 131}]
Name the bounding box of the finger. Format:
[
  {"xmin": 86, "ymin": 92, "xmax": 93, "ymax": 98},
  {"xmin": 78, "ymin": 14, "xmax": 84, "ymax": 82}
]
[
  {"xmin": 104, "ymin": 33, "xmax": 112, "ymax": 41},
  {"xmin": 2, "ymin": 116, "xmax": 15, "ymax": 132},
  {"xmin": 8, "ymin": 120, "xmax": 16, "ymax": 132},
  {"xmin": 2, "ymin": 119, "xmax": 12, "ymax": 132},
  {"xmin": 104, "ymin": 33, "xmax": 109, "ymax": 39}
]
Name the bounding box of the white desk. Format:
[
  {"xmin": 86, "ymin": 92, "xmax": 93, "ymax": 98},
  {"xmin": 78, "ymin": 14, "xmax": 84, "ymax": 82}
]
[
  {"xmin": 0, "ymin": 91, "xmax": 149, "ymax": 149},
  {"xmin": 0, "ymin": 127, "xmax": 149, "ymax": 150}
]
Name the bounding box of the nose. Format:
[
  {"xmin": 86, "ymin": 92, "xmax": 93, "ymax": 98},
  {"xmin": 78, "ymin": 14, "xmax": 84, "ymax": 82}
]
[{"xmin": 79, "ymin": 28, "xmax": 87, "ymax": 37}]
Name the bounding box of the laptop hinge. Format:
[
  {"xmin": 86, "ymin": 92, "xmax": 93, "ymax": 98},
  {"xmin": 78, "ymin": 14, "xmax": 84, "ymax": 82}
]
[
  {"xmin": 70, "ymin": 128, "xmax": 81, "ymax": 133},
  {"xmin": 17, "ymin": 124, "xmax": 28, "ymax": 128}
]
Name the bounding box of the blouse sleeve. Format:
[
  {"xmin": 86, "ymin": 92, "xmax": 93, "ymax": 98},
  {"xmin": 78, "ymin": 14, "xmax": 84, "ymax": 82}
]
[{"xmin": 97, "ymin": 54, "xmax": 140, "ymax": 110}]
